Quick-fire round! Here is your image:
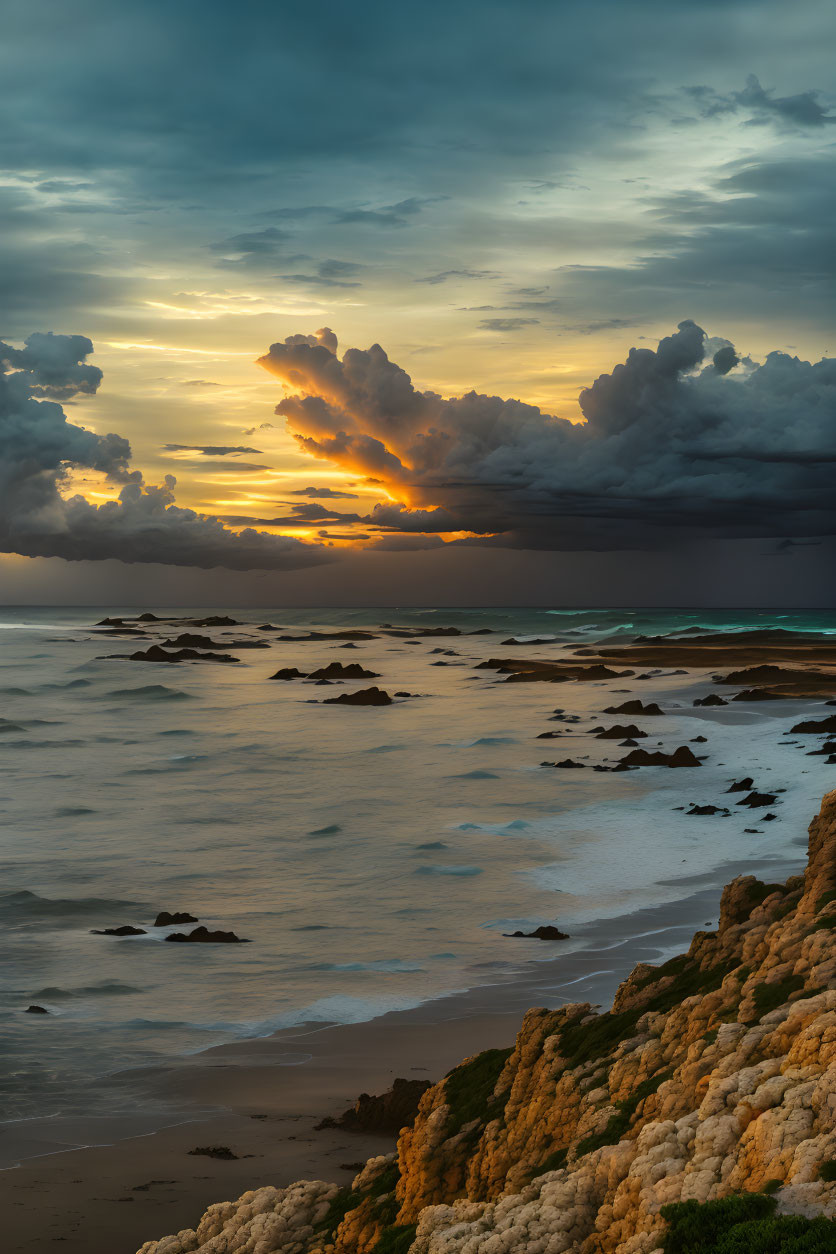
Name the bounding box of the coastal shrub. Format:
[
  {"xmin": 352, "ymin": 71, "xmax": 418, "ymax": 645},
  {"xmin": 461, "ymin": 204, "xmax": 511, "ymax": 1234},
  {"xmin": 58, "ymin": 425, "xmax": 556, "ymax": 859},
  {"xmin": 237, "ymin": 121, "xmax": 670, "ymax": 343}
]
[
  {"xmin": 534, "ymin": 1147, "xmax": 568, "ymax": 1175},
  {"xmin": 315, "ymin": 1164, "xmax": 401, "ymax": 1237},
  {"xmin": 660, "ymin": 1194, "xmax": 836, "ymax": 1251},
  {"xmin": 819, "ymin": 1159, "xmax": 836, "ymax": 1181},
  {"xmin": 371, "ymin": 1224, "xmax": 418, "ymax": 1254},
  {"xmin": 744, "ymin": 881, "xmax": 785, "ymax": 910},
  {"xmin": 315, "ymin": 1186, "xmax": 363, "ymax": 1235},
  {"xmin": 559, "ymin": 960, "xmax": 724, "ymax": 1067},
  {"xmin": 575, "ymin": 1069, "xmax": 672, "ymax": 1156},
  {"xmin": 760, "ymin": 1178, "xmax": 783, "ymax": 1193},
  {"xmin": 816, "ymin": 891, "xmax": 836, "ymax": 912},
  {"xmin": 443, "ymin": 1047, "xmax": 512, "ymax": 1135},
  {"xmin": 751, "ymin": 974, "xmax": 805, "ymax": 1018}
]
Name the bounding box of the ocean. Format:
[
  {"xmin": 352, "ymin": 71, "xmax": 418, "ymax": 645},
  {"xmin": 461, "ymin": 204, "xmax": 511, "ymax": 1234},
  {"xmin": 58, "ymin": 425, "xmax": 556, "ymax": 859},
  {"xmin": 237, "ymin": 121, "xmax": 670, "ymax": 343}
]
[{"xmin": 2, "ymin": 606, "xmax": 835, "ymax": 1155}]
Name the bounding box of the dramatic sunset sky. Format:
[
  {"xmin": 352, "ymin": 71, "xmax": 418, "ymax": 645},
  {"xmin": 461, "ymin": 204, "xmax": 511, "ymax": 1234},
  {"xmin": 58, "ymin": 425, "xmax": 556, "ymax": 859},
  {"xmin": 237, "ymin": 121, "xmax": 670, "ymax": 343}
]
[{"xmin": 1, "ymin": 0, "xmax": 834, "ymax": 605}]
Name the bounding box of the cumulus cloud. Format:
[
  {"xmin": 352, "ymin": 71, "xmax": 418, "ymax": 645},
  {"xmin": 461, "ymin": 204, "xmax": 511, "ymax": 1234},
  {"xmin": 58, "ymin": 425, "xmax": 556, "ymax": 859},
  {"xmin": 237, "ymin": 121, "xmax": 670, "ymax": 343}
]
[
  {"xmin": 259, "ymin": 322, "xmax": 836, "ymax": 549},
  {"xmin": 0, "ymin": 333, "xmax": 331, "ymax": 570}
]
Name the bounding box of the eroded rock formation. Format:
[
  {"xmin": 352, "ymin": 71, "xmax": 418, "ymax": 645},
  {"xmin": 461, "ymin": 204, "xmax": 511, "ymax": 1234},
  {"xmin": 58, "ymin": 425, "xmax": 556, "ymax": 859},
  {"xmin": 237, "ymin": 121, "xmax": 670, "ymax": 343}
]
[{"xmin": 137, "ymin": 790, "xmax": 836, "ymax": 1254}]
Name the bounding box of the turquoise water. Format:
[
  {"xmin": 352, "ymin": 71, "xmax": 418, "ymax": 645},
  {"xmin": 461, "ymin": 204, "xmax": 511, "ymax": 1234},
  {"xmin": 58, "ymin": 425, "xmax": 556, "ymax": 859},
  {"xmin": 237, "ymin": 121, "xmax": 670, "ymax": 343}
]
[{"xmin": 1, "ymin": 606, "xmax": 834, "ymax": 1134}]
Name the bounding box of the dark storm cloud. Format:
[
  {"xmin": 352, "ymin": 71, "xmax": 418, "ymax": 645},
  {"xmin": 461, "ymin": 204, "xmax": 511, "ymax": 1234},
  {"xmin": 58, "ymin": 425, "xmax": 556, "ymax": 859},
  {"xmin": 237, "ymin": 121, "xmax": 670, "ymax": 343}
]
[
  {"xmin": 163, "ymin": 444, "xmax": 263, "ymax": 455},
  {"xmin": 533, "ymin": 149, "xmax": 836, "ymax": 329},
  {"xmin": 220, "ymin": 501, "xmax": 363, "ymax": 527},
  {"xmin": 289, "ymin": 486, "xmax": 360, "ymax": 499},
  {"xmin": 259, "ymin": 323, "xmax": 836, "ymax": 550},
  {"xmin": 415, "ymin": 269, "xmax": 499, "ymax": 285},
  {"xmin": 686, "ymin": 76, "xmax": 836, "ymax": 127},
  {"xmin": 479, "ymin": 318, "xmax": 540, "ymax": 332},
  {"xmin": 0, "ymin": 334, "xmax": 330, "ymax": 570}
]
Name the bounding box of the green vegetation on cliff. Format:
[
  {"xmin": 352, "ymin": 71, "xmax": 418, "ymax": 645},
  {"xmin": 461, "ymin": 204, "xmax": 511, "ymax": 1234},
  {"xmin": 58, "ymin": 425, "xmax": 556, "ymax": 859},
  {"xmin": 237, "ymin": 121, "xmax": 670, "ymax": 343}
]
[{"xmin": 661, "ymin": 1194, "xmax": 836, "ymax": 1252}]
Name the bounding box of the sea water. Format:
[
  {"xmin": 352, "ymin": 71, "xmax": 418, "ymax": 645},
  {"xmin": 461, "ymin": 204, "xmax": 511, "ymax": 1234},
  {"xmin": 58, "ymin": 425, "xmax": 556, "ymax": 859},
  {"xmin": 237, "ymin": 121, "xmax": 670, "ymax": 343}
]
[{"xmin": 1, "ymin": 606, "xmax": 835, "ymax": 1140}]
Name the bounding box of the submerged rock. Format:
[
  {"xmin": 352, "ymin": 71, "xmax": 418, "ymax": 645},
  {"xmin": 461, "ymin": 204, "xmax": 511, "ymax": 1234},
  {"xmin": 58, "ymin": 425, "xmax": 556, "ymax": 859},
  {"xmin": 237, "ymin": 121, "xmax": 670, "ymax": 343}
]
[
  {"xmin": 307, "ymin": 662, "xmax": 380, "ymax": 680},
  {"xmin": 165, "ymin": 926, "xmax": 249, "ymax": 944},
  {"xmin": 154, "ymin": 911, "xmax": 198, "ymax": 926},
  {"xmin": 91, "ymin": 925, "xmax": 146, "ymax": 936},
  {"xmin": 693, "ymin": 693, "xmax": 727, "ymax": 706},
  {"xmin": 127, "ymin": 645, "xmax": 239, "ymax": 664},
  {"xmin": 727, "ymin": 776, "xmax": 754, "ymax": 792},
  {"xmin": 323, "ymin": 687, "xmax": 393, "ymax": 706},
  {"xmin": 616, "ymin": 745, "xmax": 702, "ymax": 768},
  {"xmin": 593, "ymin": 723, "xmax": 647, "ymax": 739},
  {"xmin": 737, "ymin": 790, "xmax": 779, "ymax": 808},
  {"xmin": 603, "ymin": 699, "xmax": 665, "ymax": 715},
  {"xmin": 504, "ymin": 925, "xmax": 570, "ymax": 940},
  {"xmin": 24, "ymin": 1004, "xmax": 49, "ymax": 1014}
]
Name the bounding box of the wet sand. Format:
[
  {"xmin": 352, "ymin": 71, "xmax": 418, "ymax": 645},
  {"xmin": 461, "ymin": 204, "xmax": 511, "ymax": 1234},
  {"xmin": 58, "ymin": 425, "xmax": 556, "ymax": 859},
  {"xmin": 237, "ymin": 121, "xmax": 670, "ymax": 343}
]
[{"xmin": 1, "ymin": 854, "xmax": 800, "ymax": 1254}]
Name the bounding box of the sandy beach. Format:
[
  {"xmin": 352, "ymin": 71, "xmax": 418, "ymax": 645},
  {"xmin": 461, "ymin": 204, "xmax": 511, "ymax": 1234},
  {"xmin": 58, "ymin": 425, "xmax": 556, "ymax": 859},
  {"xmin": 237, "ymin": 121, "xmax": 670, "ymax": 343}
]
[{"xmin": 0, "ymin": 855, "xmax": 800, "ymax": 1254}]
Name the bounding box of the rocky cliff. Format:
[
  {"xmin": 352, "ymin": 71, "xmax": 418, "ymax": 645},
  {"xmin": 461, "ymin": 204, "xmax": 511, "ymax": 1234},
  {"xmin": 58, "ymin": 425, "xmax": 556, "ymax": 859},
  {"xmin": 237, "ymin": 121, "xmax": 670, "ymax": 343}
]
[{"xmin": 137, "ymin": 790, "xmax": 836, "ymax": 1254}]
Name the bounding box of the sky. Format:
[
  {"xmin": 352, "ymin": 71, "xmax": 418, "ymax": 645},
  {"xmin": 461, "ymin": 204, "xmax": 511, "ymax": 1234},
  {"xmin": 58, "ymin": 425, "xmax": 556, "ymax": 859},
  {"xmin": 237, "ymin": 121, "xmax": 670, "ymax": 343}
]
[{"xmin": 1, "ymin": 0, "xmax": 834, "ymax": 606}]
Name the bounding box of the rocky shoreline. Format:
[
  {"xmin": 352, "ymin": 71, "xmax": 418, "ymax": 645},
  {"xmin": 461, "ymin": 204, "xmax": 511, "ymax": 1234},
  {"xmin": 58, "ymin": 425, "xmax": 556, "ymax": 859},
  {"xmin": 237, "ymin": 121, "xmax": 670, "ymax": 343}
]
[{"xmin": 137, "ymin": 788, "xmax": 836, "ymax": 1253}]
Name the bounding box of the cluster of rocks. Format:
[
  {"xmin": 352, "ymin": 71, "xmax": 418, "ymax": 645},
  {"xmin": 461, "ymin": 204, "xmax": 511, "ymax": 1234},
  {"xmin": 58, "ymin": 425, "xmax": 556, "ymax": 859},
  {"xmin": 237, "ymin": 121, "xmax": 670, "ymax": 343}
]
[{"xmin": 90, "ymin": 911, "xmax": 249, "ymax": 943}]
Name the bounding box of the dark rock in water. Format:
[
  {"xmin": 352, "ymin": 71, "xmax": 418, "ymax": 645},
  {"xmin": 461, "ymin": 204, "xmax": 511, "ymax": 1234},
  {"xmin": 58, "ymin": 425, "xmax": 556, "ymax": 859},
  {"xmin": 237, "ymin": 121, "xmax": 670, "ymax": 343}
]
[
  {"xmin": 307, "ymin": 662, "xmax": 379, "ymax": 680},
  {"xmin": 137, "ymin": 613, "xmax": 163, "ymax": 622},
  {"xmin": 154, "ymin": 911, "xmax": 198, "ymax": 926},
  {"xmin": 762, "ymin": 813, "xmax": 778, "ymax": 821},
  {"xmin": 504, "ymin": 925, "xmax": 570, "ymax": 940},
  {"xmin": 727, "ymin": 777, "xmax": 754, "ymax": 793},
  {"xmin": 339, "ymin": 642, "xmax": 358, "ymax": 648},
  {"xmin": 500, "ymin": 637, "xmax": 556, "ymax": 646},
  {"xmin": 315, "ymin": 1077, "xmax": 432, "ymax": 1135},
  {"xmin": 791, "ymin": 715, "xmax": 836, "ymax": 734},
  {"xmin": 165, "ymin": 926, "xmax": 249, "ymax": 943},
  {"xmin": 96, "ymin": 617, "xmax": 125, "ymax": 626},
  {"xmin": 616, "ymin": 745, "xmax": 701, "ymax": 769},
  {"xmin": 279, "ymin": 630, "xmax": 378, "ymax": 642},
  {"xmin": 693, "ymin": 694, "xmax": 727, "ymax": 707},
  {"xmin": 603, "ymin": 700, "xmax": 665, "ymax": 716},
  {"xmin": 25, "ymin": 1004, "xmax": 49, "ymax": 1014},
  {"xmin": 537, "ymin": 731, "xmax": 562, "ymax": 739},
  {"xmin": 161, "ymin": 633, "xmax": 217, "ymax": 648},
  {"xmin": 687, "ymin": 804, "xmax": 730, "ymax": 816},
  {"xmin": 431, "ymin": 660, "xmax": 449, "ymax": 666},
  {"xmin": 620, "ymin": 738, "xmax": 639, "ymax": 747},
  {"xmin": 394, "ymin": 691, "xmax": 413, "ymax": 698},
  {"xmin": 314, "ymin": 679, "xmax": 333, "ymax": 685},
  {"xmin": 731, "ymin": 688, "xmax": 788, "ymax": 702},
  {"xmin": 270, "ymin": 667, "xmax": 305, "ymax": 680},
  {"xmin": 593, "ymin": 723, "xmax": 647, "ymax": 740},
  {"xmin": 188, "ymin": 1146, "xmax": 238, "ymax": 1159},
  {"xmin": 543, "ymin": 758, "xmax": 586, "ymax": 768},
  {"xmin": 744, "ymin": 828, "xmax": 760, "ymax": 834},
  {"xmin": 691, "ymin": 736, "xmax": 708, "ymax": 743},
  {"xmin": 187, "ymin": 616, "xmax": 240, "ymax": 627},
  {"xmin": 258, "ymin": 624, "xmax": 280, "ymax": 631},
  {"xmin": 161, "ymin": 633, "xmax": 268, "ymax": 651},
  {"xmin": 737, "ymin": 791, "xmax": 778, "ymax": 808},
  {"xmin": 323, "ymin": 687, "xmax": 392, "ymax": 706},
  {"xmin": 128, "ymin": 645, "xmax": 238, "ymax": 664},
  {"xmin": 91, "ymin": 925, "xmax": 147, "ymax": 936},
  {"xmin": 806, "ymin": 741, "xmax": 836, "ymax": 756}
]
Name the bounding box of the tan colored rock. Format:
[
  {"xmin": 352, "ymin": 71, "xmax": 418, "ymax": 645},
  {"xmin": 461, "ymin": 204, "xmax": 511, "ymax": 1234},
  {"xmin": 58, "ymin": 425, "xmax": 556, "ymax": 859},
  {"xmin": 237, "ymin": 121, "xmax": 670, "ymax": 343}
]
[{"xmin": 138, "ymin": 790, "xmax": 836, "ymax": 1254}]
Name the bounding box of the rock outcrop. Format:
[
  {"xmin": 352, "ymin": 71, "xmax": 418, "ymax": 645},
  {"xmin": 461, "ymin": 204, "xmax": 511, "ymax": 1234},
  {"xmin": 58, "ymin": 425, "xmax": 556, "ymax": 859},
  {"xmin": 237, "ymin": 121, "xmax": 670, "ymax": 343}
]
[{"xmin": 137, "ymin": 791, "xmax": 836, "ymax": 1254}]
